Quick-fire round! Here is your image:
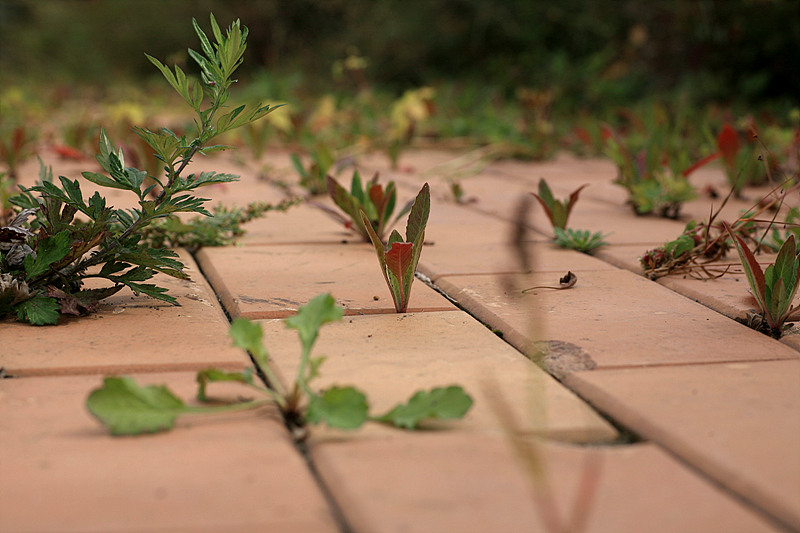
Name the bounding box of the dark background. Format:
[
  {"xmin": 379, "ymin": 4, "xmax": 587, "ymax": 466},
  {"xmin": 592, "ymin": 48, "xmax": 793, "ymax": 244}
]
[{"xmin": 1, "ymin": 0, "xmax": 798, "ymax": 107}]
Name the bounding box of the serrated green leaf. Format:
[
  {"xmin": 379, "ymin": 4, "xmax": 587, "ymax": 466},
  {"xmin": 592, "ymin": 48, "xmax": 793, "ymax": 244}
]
[
  {"xmin": 86, "ymin": 376, "xmax": 188, "ymax": 435},
  {"xmin": 285, "ymin": 293, "xmax": 344, "ymax": 356},
  {"xmin": 15, "ymin": 296, "xmax": 61, "ymax": 325},
  {"xmin": 124, "ymin": 282, "xmax": 177, "ymax": 304},
  {"xmin": 25, "ymin": 230, "xmax": 71, "ymax": 280},
  {"xmin": 375, "ymin": 386, "xmax": 473, "ymax": 429},
  {"xmin": 306, "ymin": 386, "xmax": 368, "ymax": 429}
]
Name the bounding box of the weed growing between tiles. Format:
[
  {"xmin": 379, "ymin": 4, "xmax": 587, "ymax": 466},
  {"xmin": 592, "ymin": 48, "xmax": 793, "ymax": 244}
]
[
  {"xmin": 361, "ymin": 182, "xmax": 430, "ymax": 313},
  {"xmin": 87, "ymin": 293, "xmax": 473, "ymax": 436},
  {"xmin": 322, "ymin": 170, "xmax": 414, "ymax": 243},
  {"xmin": 638, "ymin": 166, "xmax": 800, "ymax": 338},
  {"xmin": 531, "ymin": 178, "xmax": 609, "ymax": 254},
  {"xmin": 0, "ymin": 15, "xmax": 282, "ymax": 325},
  {"xmin": 725, "ymin": 224, "xmax": 800, "ymax": 338}
]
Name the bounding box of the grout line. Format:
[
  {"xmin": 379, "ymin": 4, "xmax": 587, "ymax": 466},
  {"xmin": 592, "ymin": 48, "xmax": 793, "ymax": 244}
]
[{"xmin": 191, "ymin": 248, "xmax": 355, "ymax": 533}]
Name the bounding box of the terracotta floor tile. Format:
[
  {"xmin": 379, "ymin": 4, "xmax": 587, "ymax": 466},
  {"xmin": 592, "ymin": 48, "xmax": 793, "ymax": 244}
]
[
  {"xmin": 196, "ymin": 243, "xmax": 457, "ymax": 319},
  {"xmin": 256, "ymin": 311, "xmax": 618, "ymax": 443},
  {"xmin": 565, "ymin": 360, "xmax": 800, "ymax": 531},
  {"xmin": 420, "ymin": 239, "xmax": 616, "ymax": 281},
  {"xmin": 311, "ymin": 433, "xmax": 780, "ymax": 533},
  {"xmin": 236, "ymin": 201, "xmax": 360, "ymax": 245},
  {"xmin": 434, "ymin": 269, "xmax": 798, "ymax": 369},
  {"xmin": 0, "ymin": 372, "xmax": 338, "ymax": 533},
  {"xmin": 0, "ymin": 249, "xmax": 247, "ymax": 377}
]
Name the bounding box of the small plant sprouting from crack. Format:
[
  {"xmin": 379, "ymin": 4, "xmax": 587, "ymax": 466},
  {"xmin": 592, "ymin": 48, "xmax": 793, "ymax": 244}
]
[
  {"xmin": 361, "ymin": 182, "xmax": 430, "ymax": 313},
  {"xmin": 86, "ymin": 293, "xmax": 473, "ymax": 437}
]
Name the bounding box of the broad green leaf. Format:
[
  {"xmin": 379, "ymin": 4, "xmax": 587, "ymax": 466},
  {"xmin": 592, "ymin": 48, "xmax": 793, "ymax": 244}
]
[
  {"xmin": 86, "ymin": 376, "xmax": 187, "ymax": 435},
  {"xmin": 196, "ymin": 368, "xmax": 253, "ymax": 402},
  {"xmin": 405, "ymin": 182, "xmax": 430, "ymax": 245},
  {"xmin": 375, "ymin": 386, "xmax": 473, "ymax": 429},
  {"xmin": 25, "ymin": 230, "xmax": 71, "ymax": 280},
  {"xmin": 725, "ymin": 223, "xmax": 767, "ymax": 314},
  {"xmin": 667, "ymin": 234, "xmax": 695, "ymax": 258},
  {"xmin": 229, "ymin": 317, "xmax": 269, "ymax": 365},
  {"xmin": 15, "ymin": 296, "xmax": 60, "ymax": 325},
  {"xmin": 306, "ymin": 386, "xmax": 368, "ymax": 429},
  {"xmin": 285, "ymin": 293, "xmax": 344, "ymax": 356}
]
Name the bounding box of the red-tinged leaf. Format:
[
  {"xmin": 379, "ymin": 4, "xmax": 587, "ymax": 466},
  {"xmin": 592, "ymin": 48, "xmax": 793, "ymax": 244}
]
[
  {"xmin": 385, "ymin": 241, "xmax": 413, "ymax": 286},
  {"xmin": 368, "ymin": 183, "xmax": 384, "ymax": 211},
  {"xmin": 52, "ymin": 144, "xmax": 86, "ymax": 161},
  {"xmin": 717, "ymin": 124, "xmax": 739, "ymax": 171},
  {"xmin": 681, "ymin": 152, "xmax": 721, "ymax": 177},
  {"xmin": 384, "ymin": 242, "xmax": 414, "ymax": 312},
  {"xmin": 530, "ymin": 193, "xmax": 555, "ymax": 225},
  {"xmin": 600, "ymin": 124, "xmax": 614, "ymax": 141},
  {"xmin": 724, "ymin": 222, "xmax": 767, "ymax": 313},
  {"xmin": 573, "ymin": 126, "xmax": 592, "ymax": 146},
  {"xmin": 565, "ymin": 184, "xmax": 589, "ymax": 220},
  {"xmin": 12, "ymin": 127, "xmax": 26, "ymax": 152}
]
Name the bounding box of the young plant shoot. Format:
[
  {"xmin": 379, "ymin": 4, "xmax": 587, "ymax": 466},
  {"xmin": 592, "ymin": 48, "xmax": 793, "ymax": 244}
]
[
  {"xmin": 724, "ymin": 222, "xmax": 800, "ymax": 338},
  {"xmin": 361, "ymin": 183, "xmax": 430, "ymax": 313},
  {"xmin": 531, "ymin": 178, "xmax": 587, "ymax": 230},
  {"xmin": 325, "ymin": 170, "xmax": 413, "ymax": 242},
  {"xmin": 1, "ymin": 14, "xmax": 278, "ymax": 325},
  {"xmin": 87, "ymin": 293, "xmax": 473, "ymax": 436}
]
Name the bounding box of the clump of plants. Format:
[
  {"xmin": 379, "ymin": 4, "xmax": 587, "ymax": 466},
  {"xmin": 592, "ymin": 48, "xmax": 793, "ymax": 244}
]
[
  {"xmin": 724, "ymin": 222, "xmax": 800, "ymax": 338},
  {"xmin": 87, "ymin": 293, "xmax": 473, "ymax": 436},
  {"xmin": 639, "ymin": 179, "xmax": 799, "ymax": 280},
  {"xmin": 362, "ymin": 183, "xmax": 430, "ymax": 313},
  {"xmin": 531, "ymin": 178, "xmax": 608, "ymax": 253},
  {"xmin": 605, "ymin": 125, "xmax": 699, "ymax": 218},
  {"xmin": 0, "ymin": 14, "xmax": 278, "ymax": 325},
  {"xmin": 530, "ymin": 178, "xmax": 587, "ymax": 230},
  {"xmin": 324, "ymin": 170, "xmax": 413, "ymax": 242},
  {"xmin": 290, "ymin": 142, "xmax": 335, "ymax": 196}
]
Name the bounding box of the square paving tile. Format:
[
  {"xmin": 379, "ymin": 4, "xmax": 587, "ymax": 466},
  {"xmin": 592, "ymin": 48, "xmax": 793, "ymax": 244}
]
[
  {"xmin": 565, "ymin": 360, "xmax": 800, "ymax": 532},
  {"xmin": 0, "ymin": 372, "xmax": 338, "ymax": 533},
  {"xmin": 434, "ymin": 269, "xmax": 798, "ymax": 369},
  {"xmin": 420, "ymin": 239, "xmax": 616, "ymax": 281},
  {"xmin": 256, "ymin": 311, "xmax": 618, "ymax": 443},
  {"xmin": 311, "ymin": 433, "xmax": 781, "ymax": 533},
  {"xmin": 0, "ymin": 249, "xmax": 247, "ymax": 377},
  {"xmin": 196, "ymin": 243, "xmax": 457, "ymax": 319}
]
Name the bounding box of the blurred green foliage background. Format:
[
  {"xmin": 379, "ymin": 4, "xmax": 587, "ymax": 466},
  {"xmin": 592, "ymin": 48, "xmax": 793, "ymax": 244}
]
[{"xmin": 1, "ymin": 0, "xmax": 798, "ymax": 108}]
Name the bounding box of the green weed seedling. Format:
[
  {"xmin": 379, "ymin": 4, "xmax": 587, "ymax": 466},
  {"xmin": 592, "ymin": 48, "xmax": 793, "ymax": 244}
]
[
  {"xmin": 724, "ymin": 222, "xmax": 800, "ymax": 338},
  {"xmin": 325, "ymin": 170, "xmax": 413, "ymax": 242},
  {"xmin": 0, "ymin": 15, "xmax": 278, "ymax": 325},
  {"xmin": 87, "ymin": 293, "xmax": 473, "ymax": 436},
  {"xmin": 361, "ymin": 183, "xmax": 430, "ymax": 313},
  {"xmin": 553, "ymin": 227, "xmax": 610, "ymax": 254},
  {"xmin": 290, "ymin": 142, "xmax": 335, "ymax": 196},
  {"xmin": 531, "ymin": 178, "xmax": 587, "ymax": 230},
  {"xmin": 605, "ymin": 126, "xmax": 698, "ymax": 218}
]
